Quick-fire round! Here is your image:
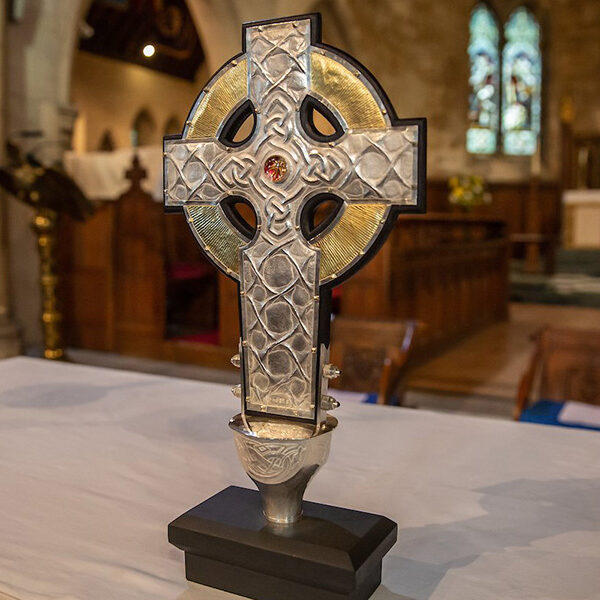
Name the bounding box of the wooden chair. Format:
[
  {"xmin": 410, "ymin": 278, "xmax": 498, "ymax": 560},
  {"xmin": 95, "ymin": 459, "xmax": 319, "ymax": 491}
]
[
  {"xmin": 515, "ymin": 326, "xmax": 600, "ymax": 420},
  {"xmin": 329, "ymin": 317, "xmax": 422, "ymax": 405}
]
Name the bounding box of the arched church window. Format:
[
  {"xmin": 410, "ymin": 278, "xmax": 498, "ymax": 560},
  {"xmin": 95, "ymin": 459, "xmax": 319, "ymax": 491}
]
[
  {"xmin": 466, "ymin": 3, "xmax": 500, "ymax": 155},
  {"xmin": 502, "ymin": 7, "xmax": 542, "ymax": 155},
  {"xmin": 131, "ymin": 108, "xmax": 157, "ymax": 147}
]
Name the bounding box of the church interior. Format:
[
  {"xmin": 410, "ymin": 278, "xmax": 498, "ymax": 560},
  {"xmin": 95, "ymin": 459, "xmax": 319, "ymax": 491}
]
[
  {"xmin": 3, "ymin": 0, "xmax": 599, "ymax": 418},
  {"xmin": 1, "ymin": 1, "xmax": 600, "ymax": 598}
]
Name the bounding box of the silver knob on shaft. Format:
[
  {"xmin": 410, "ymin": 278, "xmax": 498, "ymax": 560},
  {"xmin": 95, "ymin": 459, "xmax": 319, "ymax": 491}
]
[{"xmin": 323, "ymin": 364, "xmax": 341, "ymax": 379}]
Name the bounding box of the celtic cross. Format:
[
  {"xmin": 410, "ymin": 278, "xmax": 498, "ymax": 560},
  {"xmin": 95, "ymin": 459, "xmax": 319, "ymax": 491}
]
[{"xmin": 164, "ymin": 14, "xmax": 425, "ymax": 425}]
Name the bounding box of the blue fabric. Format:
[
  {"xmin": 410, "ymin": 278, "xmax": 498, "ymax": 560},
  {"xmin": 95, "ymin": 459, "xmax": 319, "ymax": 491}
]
[
  {"xmin": 520, "ymin": 399, "xmax": 600, "ymax": 431},
  {"xmin": 363, "ymin": 393, "xmax": 401, "ymax": 406}
]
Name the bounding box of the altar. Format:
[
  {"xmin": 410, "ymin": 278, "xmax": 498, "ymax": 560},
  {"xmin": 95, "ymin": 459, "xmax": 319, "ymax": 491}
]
[
  {"xmin": 562, "ymin": 189, "xmax": 600, "ymax": 249},
  {"xmin": 1, "ymin": 357, "xmax": 599, "ymax": 600}
]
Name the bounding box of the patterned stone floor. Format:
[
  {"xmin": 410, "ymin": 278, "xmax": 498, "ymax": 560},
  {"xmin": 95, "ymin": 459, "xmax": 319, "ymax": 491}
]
[
  {"xmin": 408, "ymin": 302, "xmax": 600, "ymax": 406},
  {"xmin": 511, "ymin": 250, "xmax": 600, "ymax": 307}
]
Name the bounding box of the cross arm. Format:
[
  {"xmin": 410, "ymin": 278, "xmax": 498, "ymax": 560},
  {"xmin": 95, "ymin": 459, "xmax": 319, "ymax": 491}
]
[
  {"xmin": 327, "ymin": 123, "xmax": 422, "ymax": 206},
  {"xmin": 164, "ymin": 137, "xmax": 245, "ymax": 207}
]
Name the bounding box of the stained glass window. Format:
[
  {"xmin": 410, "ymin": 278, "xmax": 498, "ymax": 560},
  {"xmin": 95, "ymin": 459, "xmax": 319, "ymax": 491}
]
[
  {"xmin": 466, "ymin": 4, "xmax": 500, "ymax": 155},
  {"xmin": 502, "ymin": 7, "xmax": 541, "ymax": 155}
]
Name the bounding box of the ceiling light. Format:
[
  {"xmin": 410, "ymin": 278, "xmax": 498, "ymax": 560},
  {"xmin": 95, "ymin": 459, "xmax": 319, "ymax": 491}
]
[{"xmin": 142, "ymin": 44, "xmax": 155, "ymax": 58}]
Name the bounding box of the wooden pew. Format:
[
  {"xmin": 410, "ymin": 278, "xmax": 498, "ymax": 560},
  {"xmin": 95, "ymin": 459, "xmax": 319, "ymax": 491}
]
[
  {"xmin": 60, "ymin": 156, "xmax": 234, "ymax": 368},
  {"xmin": 426, "ymin": 179, "xmax": 561, "ymax": 274},
  {"xmin": 338, "ymin": 213, "xmax": 509, "ymax": 357},
  {"xmin": 515, "ymin": 326, "xmax": 600, "ymax": 420}
]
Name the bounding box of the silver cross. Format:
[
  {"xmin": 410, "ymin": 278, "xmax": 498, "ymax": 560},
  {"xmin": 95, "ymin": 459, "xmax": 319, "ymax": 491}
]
[{"xmin": 164, "ymin": 16, "xmax": 425, "ymax": 424}]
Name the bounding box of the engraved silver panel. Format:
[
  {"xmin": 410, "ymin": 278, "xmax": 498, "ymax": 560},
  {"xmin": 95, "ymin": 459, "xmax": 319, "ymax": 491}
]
[{"xmin": 163, "ymin": 18, "xmax": 420, "ymax": 422}]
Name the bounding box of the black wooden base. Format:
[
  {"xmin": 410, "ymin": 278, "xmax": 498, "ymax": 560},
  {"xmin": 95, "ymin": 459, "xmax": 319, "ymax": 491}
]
[{"xmin": 168, "ymin": 486, "xmax": 397, "ymax": 600}]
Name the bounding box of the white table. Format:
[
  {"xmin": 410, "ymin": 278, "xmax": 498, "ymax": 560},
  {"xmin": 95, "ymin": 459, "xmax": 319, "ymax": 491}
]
[{"xmin": 1, "ymin": 357, "xmax": 600, "ymax": 600}]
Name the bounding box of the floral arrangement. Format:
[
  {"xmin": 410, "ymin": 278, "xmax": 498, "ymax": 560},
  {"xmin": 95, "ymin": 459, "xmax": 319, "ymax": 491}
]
[{"xmin": 448, "ymin": 175, "xmax": 491, "ymax": 211}]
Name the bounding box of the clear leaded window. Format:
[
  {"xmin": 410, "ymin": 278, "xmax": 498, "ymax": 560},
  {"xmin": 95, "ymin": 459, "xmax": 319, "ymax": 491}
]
[
  {"xmin": 467, "ymin": 4, "xmax": 500, "ymax": 154},
  {"xmin": 467, "ymin": 4, "xmax": 542, "ymax": 157},
  {"xmin": 502, "ymin": 7, "xmax": 542, "ymax": 155}
]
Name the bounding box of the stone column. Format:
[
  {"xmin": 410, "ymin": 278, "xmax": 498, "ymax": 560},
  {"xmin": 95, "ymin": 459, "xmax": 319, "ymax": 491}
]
[
  {"xmin": 0, "ymin": 0, "xmax": 21, "ymax": 357},
  {"xmin": 5, "ymin": 0, "xmax": 87, "ymax": 349}
]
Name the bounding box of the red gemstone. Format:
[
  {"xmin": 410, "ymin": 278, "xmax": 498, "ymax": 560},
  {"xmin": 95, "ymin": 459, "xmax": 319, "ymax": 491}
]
[{"xmin": 263, "ymin": 155, "xmax": 288, "ymax": 183}]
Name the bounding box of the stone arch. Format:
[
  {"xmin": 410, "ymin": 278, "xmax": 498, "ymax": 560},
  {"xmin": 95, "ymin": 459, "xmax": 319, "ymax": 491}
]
[
  {"xmin": 131, "ymin": 108, "xmax": 158, "ymax": 147},
  {"xmin": 98, "ymin": 129, "xmax": 116, "ymax": 151}
]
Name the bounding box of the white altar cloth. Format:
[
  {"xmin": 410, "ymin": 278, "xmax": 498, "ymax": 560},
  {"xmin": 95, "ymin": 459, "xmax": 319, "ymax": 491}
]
[
  {"xmin": 1, "ymin": 357, "xmax": 600, "ymax": 600},
  {"xmin": 63, "ymin": 146, "xmax": 164, "ymax": 201},
  {"xmin": 562, "ymin": 189, "xmax": 600, "ymax": 248}
]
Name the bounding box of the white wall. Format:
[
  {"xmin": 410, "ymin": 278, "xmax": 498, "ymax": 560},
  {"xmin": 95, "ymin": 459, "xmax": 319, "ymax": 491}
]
[{"xmin": 71, "ymin": 52, "xmax": 209, "ymax": 152}]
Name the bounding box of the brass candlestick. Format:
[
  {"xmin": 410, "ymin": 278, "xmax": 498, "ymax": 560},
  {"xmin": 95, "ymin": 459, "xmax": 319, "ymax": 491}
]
[
  {"xmin": 0, "ymin": 141, "xmax": 93, "ymax": 361},
  {"xmin": 31, "ymin": 207, "xmax": 63, "ymax": 360}
]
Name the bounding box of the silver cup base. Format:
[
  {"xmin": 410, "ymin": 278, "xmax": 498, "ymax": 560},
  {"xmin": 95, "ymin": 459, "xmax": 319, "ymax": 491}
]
[{"xmin": 229, "ymin": 413, "xmax": 338, "ymax": 524}]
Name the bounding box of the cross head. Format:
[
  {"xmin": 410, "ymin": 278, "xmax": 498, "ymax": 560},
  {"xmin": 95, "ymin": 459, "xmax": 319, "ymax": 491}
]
[{"xmin": 164, "ymin": 14, "xmax": 426, "ymax": 424}]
